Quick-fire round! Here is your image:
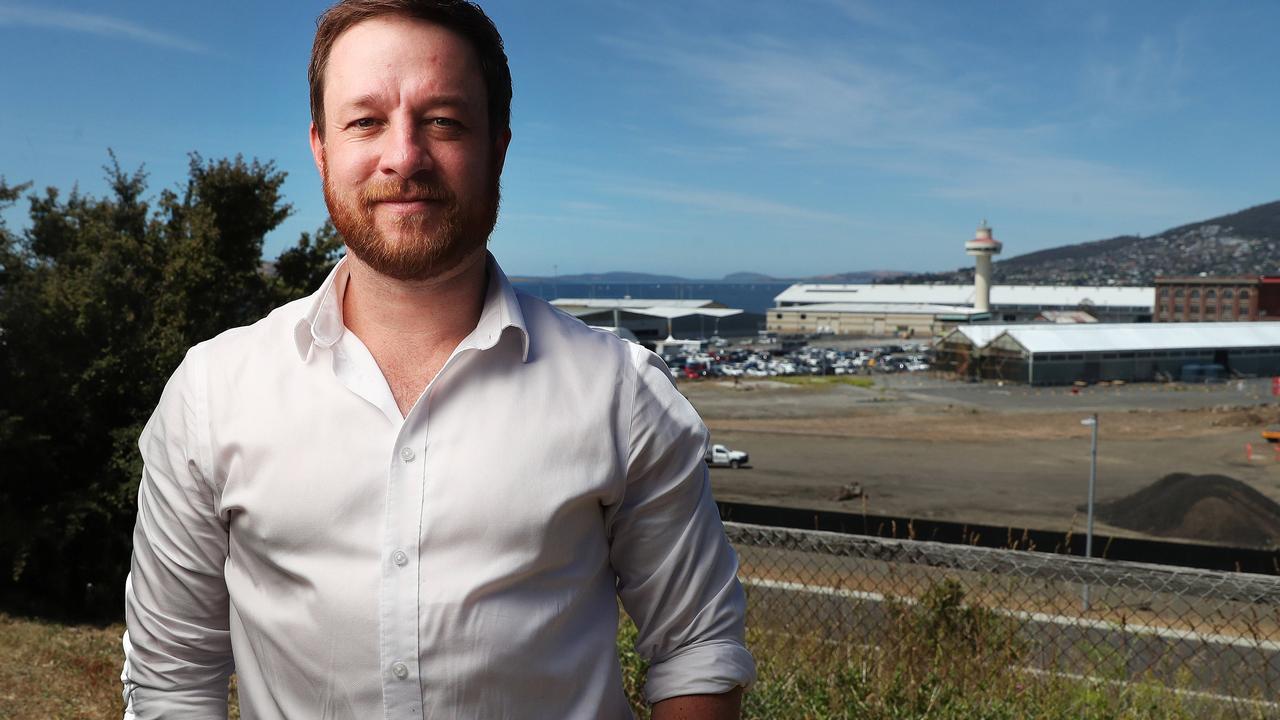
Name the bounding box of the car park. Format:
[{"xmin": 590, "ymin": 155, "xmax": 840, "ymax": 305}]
[{"xmin": 657, "ymin": 338, "xmax": 937, "ymax": 381}]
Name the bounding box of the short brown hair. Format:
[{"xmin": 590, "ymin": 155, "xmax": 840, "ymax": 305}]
[{"xmin": 309, "ymin": 0, "xmax": 512, "ymax": 141}]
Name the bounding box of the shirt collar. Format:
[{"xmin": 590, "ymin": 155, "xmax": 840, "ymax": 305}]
[
  {"xmin": 292, "ymin": 253, "xmax": 530, "ymax": 363},
  {"xmin": 467, "ymin": 252, "xmax": 531, "ymax": 361},
  {"xmin": 293, "ymin": 258, "xmax": 350, "ymax": 362}
]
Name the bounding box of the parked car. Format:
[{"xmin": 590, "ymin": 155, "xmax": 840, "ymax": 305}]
[
  {"xmin": 683, "ymin": 363, "xmax": 708, "ymax": 379},
  {"xmin": 705, "ymin": 443, "xmax": 749, "ymax": 469}
]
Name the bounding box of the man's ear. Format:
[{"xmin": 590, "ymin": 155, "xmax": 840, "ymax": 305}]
[
  {"xmin": 309, "ymin": 122, "xmax": 326, "ymax": 176},
  {"xmin": 492, "ymin": 128, "xmax": 512, "ymax": 178}
]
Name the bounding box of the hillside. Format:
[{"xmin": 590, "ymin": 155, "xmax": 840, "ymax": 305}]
[
  {"xmin": 899, "ymin": 200, "xmax": 1280, "ymax": 285},
  {"xmin": 511, "ymin": 269, "xmax": 910, "ymax": 284}
]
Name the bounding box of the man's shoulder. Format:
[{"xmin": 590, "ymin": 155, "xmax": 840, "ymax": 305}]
[{"xmin": 193, "ymin": 295, "xmax": 312, "ymax": 363}]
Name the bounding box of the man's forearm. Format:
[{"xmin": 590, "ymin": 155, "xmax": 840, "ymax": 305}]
[{"xmin": 651, "ymin": 687, "xmax": 743, "ymax": 720}]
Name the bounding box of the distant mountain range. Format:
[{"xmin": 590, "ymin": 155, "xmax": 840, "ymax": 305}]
[
  {"xmin": 897, "ymin": 199, "xmax": 1280, "ymax": 286},
  {"xmin": 508, "ymin": 270, "xmax": 911, "ymax": 284},
  {"xmin": 511, "ymin": 199, "xmax": 1280, "ymax": 287}
]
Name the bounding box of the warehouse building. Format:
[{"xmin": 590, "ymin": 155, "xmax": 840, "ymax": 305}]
[
  {"xmin": 769, "ymin": 284, "xmax": 1153, "ymax": 336},
  {"xmin": 769, "ymin": 223, "xmax": 1153, "ymax": 338},
  {"xmin": 551, "ymin": 298, "xmax": 743, "ymax": 344},
  {"xmin": 768, "ymin": 281, "xmax": 1162, "ymax": 326},
  {"xmin": 935, "ymin": 322, "xmax": 1280, "ymax": 385},
  {"xmin": 767, "ymin": 302, "xmax": 987, "ymax": 338},
  {"xmin": 933, "ymin": 325, "xmax": 1013, "ymax": 377}
]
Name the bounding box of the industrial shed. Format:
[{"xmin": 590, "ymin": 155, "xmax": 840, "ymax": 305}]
[
  {"xmin": 769, "ymin": 302, "xmax": 986, "ymax": 338},
  {"xmin": 947, "ymin": 322, "xmax": 1280, "ymax": 385},
  {"xmin": 773, "ymin": 283, "xmax": 1153, "ymax": 323},
  {"xmin": 551, "ymin": 298, "xmax": 743, "ymax": 343},
  {"xmin": 933, "ymin": 325, "xmax": 1014, "ymax": 375}
]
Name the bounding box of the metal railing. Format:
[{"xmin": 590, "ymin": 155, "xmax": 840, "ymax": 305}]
[{"xmin": 725, "ymin": 521, "xmax": 1280, "ymax": 708}]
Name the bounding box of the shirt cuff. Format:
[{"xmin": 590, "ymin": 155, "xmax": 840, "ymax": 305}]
[{"xmin": 643, "ymin": 639, "xmax": 757, "ymax": 705}]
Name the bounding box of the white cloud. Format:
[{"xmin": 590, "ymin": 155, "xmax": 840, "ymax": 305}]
[
  {"xmin": 560, "ymin": 200, "xmax": 611, "ymax": 213},
  {"xmin": 498, "ymin": 209, "xmax": 655, "ymax": 235},
  {"xmin": 1081, "ymin": 32, "xmax": 1189, "ymax": 118},
  {"xmin": 605, "ymin": 21, "xmax": 1208, "ymax": 226},
  {"xmin": 923, "ymin": 145, "xmax": 1205, "ymax": 222},
  {"xmin": 606, "ymin": 33, "xmax": 976, "ymax": 152},
  {"xmin": 813, "ymin": 0, "xmax": 913, "ymax": 34},
  {"xmin": 604, "ymin": 180, "xmax": 868, "ymax": 227},
  {"xmin": 0, "ymin": 5, "xmax": 207, "ymax": 53}
]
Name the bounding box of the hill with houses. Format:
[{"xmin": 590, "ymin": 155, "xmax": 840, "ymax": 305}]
[{"xmin": 896, "ymin": 200, "xmax": 1280, "ymax": 286}]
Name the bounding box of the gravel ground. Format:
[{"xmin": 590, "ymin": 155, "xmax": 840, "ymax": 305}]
[{"xmin": 682, "ymin": 376, "xmax": 1280, "ymax": 545}]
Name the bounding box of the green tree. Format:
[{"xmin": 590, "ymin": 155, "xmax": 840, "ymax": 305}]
[
  {"xmin": 0, "ymin": 153, "xmax": 340, "ymax": 619},
  {"xmin": 272, "ymin": 219, "xmax": 345, "ymax": 301}
]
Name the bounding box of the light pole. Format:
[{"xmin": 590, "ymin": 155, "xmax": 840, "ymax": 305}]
[{"xmin": 1080, "ymin": 413, "xmax": 1099, "ymax": 611}]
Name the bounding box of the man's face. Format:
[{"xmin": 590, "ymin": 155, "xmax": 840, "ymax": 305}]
[{"xmin": 310, "ymin": 16, "xmax": 510, "ymax": 281}]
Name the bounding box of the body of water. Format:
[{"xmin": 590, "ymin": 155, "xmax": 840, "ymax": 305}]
[{"xmin": 511, "ymin": 282, "xmax": 791, "ymax": 314}]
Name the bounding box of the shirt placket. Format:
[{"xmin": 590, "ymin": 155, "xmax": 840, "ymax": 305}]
[{"xmin": 380, "ymin": 413, "xmax": 427, "ymax": 719}]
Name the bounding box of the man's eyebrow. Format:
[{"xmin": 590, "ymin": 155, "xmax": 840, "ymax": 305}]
[
  {"xmin": 420, "ymin": 94, "xmax": 473, "ymax": 109},
  {"xmin": 338, "ymin": 93, "xmax": 474, "ymax": 114},
  {"xmin": 343, "ymin": 94, "xmax": 384, "ymax": 113}
]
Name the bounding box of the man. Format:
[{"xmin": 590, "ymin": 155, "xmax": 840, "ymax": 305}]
[{"xmin": 120, "ymin": 1, "xmax": 755, "ymax": 718}]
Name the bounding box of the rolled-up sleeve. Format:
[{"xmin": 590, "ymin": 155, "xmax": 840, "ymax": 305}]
[
  {"xmin": 609, "ymin": 347, "xmax": 756, "ymax": 705},
  {"xmin": 122, "ymin": 345, "xmax": 233, "ymax": 719}
]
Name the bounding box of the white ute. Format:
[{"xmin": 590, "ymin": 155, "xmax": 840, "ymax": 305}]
[{"xmin": 705, "ymin": 443, "xmax": 749, "ymax": 469}]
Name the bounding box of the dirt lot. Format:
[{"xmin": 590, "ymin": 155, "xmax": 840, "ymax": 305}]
[{"xmin": 685, "ymin": 376, "xmax": 1280, "ymax": 544}]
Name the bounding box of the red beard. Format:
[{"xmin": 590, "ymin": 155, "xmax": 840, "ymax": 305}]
[{"xmin": 323, "ymin": 165, "xmax": 500, "ymax": 282}]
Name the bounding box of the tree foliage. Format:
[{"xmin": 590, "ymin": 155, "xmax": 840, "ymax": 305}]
[{"xmin": 0, "ymin": 153, "xmax": 343, "ymax": 619}]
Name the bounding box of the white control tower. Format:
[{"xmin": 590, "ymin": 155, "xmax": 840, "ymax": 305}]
[{"xmin": 965, "ymin": 220, "xmax": 1003, "ymax": 313}]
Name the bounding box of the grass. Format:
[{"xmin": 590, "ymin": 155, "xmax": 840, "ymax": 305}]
[
  {"xmin": 767, "ymin": 375, "xmax": 876, "ymax": 389},
  {"xmin": 620, "ymin": 580, "xmax": 1264, "ymax": 720},
  {"xmin": 0, "ymin": 613, "xmax": 129, "ymax": 720},
  {"xmin": 0, "ymin": 614, "xmax": 240, "ymax": 720},
  {"xmin": 2, "ymin": 580, "xmax": 1268, "ymax": 719}
]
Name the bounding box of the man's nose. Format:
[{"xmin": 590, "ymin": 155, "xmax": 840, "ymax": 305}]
[{"xmin": 381, "ymin": 121, "xmax": 433, "ymax": 178}]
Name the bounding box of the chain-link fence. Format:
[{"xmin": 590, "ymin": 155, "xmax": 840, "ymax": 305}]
[{"xmin": 725, "ymin": 521, "xmax": 1280, "ymax": 713}]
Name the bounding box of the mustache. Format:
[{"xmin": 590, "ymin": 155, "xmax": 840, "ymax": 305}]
[{"xmin": 360, "ymin": 179, "xmax": 455, "ymax": 204}]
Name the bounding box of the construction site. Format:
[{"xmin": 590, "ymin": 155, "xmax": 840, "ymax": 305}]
[{"xmin": 687, "ymin": 374, "xmax": 1280, "ymax": 550}]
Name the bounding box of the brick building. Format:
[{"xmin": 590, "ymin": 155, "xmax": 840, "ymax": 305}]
[{"xmin": 1153, "ymin": 276, "xmax": 1280, "ymax": 322}]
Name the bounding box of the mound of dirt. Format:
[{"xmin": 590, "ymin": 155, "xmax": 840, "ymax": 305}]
[{"xmin": 1093, "ymin": 473, "xmax": 1280, "ymax": 548}]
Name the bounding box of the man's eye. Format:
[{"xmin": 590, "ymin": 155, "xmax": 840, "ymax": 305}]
[
  {"xmin": 352, "ymin": 118, "xmax": 378, "ymax": 129},
  {"xmin": 430, "ymin": 117, "xmax": 461, "ymax": 129}
]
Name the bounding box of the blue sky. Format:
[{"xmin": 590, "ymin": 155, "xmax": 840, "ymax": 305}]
[{"xmin": 2, "ymin": 1, "xmax": 1278, "ymax": 278}]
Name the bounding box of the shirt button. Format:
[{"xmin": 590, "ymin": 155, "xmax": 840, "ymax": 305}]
[
  {"xmin": 399, "ymin": 446, "xmax": 416, "ymax": 462},
  {"xmin": 392, "ymin": 662, "xmax": 409, "ymax": 680},
  {"xmin": 392, "ymin": 550, "xmax": 408, "ymax": 567}
]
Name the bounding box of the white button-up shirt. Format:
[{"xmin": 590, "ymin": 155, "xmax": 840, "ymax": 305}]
[{"xmin": 121, "ymin": 255, "xmax": 755, "ymax": 719}]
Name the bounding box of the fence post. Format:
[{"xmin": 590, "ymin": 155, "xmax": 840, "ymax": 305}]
[{"xmin": 1081, "ymin": 414, "xmax": 1099, "ymax": 612}]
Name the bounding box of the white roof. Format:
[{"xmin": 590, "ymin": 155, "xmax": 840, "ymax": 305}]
[
  {"xmin": 567, "ymin": 305, "xmax": 743, "ymax": 320},
  {"xmin": 777, "ymin": 302, "xmax": 988, "ymax": 317},
  {"xmin": 552, "ymin": 298, "xmax": 716, "ymax": 309},
  {"xmin": 684, "ymin": 307, "xmax": 742, "ymax": 318},
  {"xmin": 1036, "ymin": 310, "xmax": 1098, "ymax": 323},
  {"xmin": 588, "ymin": 325, "xmax": 640, "ymax": 343},
  {"xmin": 936, "ymin": 324, "xmax": 1015, "ymax": 348},
  {"xmin": 990, "ymin": 322, "xmax": 1280, "ymax": 355},
  {"xmin": 775, "ymin": 283, "xmax": 1153, "ymax": 309},
  {"xmin": 625, "ymin": 306, "xmax": 743, "ymax": 320}
]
